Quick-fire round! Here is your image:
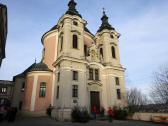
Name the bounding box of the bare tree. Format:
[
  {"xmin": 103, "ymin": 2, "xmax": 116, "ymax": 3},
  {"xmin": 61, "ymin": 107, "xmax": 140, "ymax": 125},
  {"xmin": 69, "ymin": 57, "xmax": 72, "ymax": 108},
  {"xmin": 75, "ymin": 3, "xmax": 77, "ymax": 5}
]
[
  {"xmin": 150, "ymin": 66, "xmax": 168, "ymax": 104},
  {"xmin": 127, "ymin": 88, "xmax": 149, "ymax": 112}
]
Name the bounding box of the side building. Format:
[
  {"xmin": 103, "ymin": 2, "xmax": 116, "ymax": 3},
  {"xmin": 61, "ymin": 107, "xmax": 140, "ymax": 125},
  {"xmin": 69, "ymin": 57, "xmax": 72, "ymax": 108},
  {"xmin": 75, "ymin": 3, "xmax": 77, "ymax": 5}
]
[
  {"xmin": 12, "ymin": 62, "xmax": 54, "ymax": 116},
  {"xmin": 0, "ymin": 3, "xmax": 7, "ymax": 67},
  {"xmin": 0, "ymin": 80, "xmax": 14, "ymax": 106}
]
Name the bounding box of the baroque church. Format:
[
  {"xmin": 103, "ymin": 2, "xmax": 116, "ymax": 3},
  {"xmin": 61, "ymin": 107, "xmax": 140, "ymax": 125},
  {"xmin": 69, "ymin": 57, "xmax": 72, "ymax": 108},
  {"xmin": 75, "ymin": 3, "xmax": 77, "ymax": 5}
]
[{"xmin": 12, "ymin": 0, "xmax": 127, "ymax": 119}]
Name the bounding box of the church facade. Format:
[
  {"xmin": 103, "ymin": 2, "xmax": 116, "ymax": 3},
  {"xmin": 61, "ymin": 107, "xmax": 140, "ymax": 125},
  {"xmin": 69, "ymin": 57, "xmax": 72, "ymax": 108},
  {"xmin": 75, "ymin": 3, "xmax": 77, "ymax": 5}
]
[{"xmin": 12, "ymin": 0, "xmax": 127, "ymax": 119}]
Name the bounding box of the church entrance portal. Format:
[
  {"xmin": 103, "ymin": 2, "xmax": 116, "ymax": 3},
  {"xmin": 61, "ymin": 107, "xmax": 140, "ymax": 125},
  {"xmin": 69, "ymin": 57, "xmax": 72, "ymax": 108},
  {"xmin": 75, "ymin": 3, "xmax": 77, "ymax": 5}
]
[{"xmin": 90, "ymin": 91, "xmax": 100, "ymax": 113}]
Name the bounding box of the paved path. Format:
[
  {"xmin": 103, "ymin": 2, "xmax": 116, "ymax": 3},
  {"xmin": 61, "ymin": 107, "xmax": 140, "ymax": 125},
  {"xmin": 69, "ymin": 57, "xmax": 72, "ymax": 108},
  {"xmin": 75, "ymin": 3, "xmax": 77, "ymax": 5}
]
[{"xmin": 0, "ymin": 117, "xmax": 167, "ymax": 126}]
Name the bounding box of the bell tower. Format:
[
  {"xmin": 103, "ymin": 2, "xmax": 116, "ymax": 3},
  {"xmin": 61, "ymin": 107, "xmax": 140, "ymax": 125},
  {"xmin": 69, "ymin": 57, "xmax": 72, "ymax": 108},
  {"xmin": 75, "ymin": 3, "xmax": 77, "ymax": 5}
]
[
  {"xmin": 57, "ymin": 0, "xmax": 86, "ymax": 59},
  {"xmin": 53, "ymin": 1, "xmax": 89, "ymax": 120},
  {"xmin": 95, "ymin": 10, "xmax": 126, "ymax": 108},
  {"xmin": 96, "ymin": 10, "xmax": 121, "ymax": 67}
]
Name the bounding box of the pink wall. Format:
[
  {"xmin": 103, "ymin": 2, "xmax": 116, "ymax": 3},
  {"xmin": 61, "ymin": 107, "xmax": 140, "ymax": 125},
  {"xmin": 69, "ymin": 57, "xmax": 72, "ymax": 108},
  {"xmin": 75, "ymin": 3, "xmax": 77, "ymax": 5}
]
[
  {"xmin": 34, "ymin": 75, "xmax": 52, "ymax": 112},
  {"xmin": 84, "ymin": 34, "xmax": 94, "ymax": 46},
  {"xmin": 23, "ymin": 76, "xmax": 34, "ymax": 111},
  {"xmin": 43, "ymin": 35, "xmax": 57, "ymax": 70}
]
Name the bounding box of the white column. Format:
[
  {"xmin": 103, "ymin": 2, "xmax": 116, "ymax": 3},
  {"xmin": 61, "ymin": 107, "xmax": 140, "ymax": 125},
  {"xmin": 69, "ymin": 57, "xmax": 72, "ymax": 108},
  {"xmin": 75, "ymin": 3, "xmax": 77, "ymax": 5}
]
[
  {"xmin": 30, "ymin": 75, "xmax": 38, "ymax": 111},
  {"xmin": 51, "ymin": 72, "xmax": 56, "ymax": 106}
]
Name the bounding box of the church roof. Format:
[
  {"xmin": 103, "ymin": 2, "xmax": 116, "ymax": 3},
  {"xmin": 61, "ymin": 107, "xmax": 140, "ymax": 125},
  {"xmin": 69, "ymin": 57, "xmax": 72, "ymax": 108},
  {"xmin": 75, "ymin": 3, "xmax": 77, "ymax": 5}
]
[
  {"xmin": 41, "ymin": 25, "xmax": 57, "ymax": 44},
  {"xmin": 13, "ymin": 63, "xmax": 36, "ymax": 79},
  {"xmin": 97, "ymin": 10, "xmax": 115, "ymax": 33},
  {"xmin": 13, "ymin": 62, "xmax": 52, "ymax": 80},
  {"xmin": 84, "ymin": 27, "xmax": 94, "ymax": 36},
  {"xmin": 29, "ymin": 62, "xmax": 52, "ymax": 72},
  {"xmin": 50, "ymin": 25, "xmax": 57, "ymax": 31},
  {"xmin": 0, "ymin": 3, "xmax": 7, "ymax": 8}
]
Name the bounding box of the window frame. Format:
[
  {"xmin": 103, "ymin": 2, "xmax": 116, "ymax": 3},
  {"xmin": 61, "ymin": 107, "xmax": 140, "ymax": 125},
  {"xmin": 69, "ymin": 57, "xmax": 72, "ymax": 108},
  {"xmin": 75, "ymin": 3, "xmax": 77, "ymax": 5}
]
[
  {"xmin": 115, "ymin": 77, "xmax": 120, "ymax": 85},
  {"xmin": 95, "ymin": 69, "xmax": 99, "ymax": 81},
  {"xmin": 21, "ymin": 82, "xmax": 25, "ymax": 91},
  {"xmin": 89, "ymin": 68, "xmax": 94, "ymax": 80},
  {"xmin": 39, "ymin": 82, "xmax": 47, "ymax": 98},
  {"xmin": 73, "ymin": 71, "xmax": 78, "ymax": 81},
  {"xmin": 100, "ymin": 47, "xmax": 103, "ymax": 57},
  {"xmin": 72, "ymin": 85, "xmax": 78, "ymax": 98},
  {"xmin": 72, "ymin": 34, "xmax": 78, "ymax": 49},
  {"xmin": 56, "ymin": 86, "xmax": 59, "ymax": 99},
  {"xmin": 111, "ymin": 46, "xmax": 116, "ymax": 59},
  {"xmin": 116, "ymin": 89, "xmax": 121, "ymax": 100},
  {"xmin": 60, "ymin": 36, "xmax": 63, "ymax": 52},
  {"xmin": 84, "ymin": 45, "xmax": 87, "ymax": 57},
  {"xmin": 57, "ymin": 72, "xmax": 60, "ymax": 82},
  {"xmin": 1, "ymin": 87, "xmax": 7, "ymax": 94}
]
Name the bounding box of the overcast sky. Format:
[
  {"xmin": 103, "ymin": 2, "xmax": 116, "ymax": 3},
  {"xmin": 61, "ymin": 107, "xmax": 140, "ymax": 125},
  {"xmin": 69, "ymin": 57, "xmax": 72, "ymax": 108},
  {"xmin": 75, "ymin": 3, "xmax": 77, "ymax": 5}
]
[{"xmin": 0, "ymin": 0, "xmax": 168, "ymax": 94}]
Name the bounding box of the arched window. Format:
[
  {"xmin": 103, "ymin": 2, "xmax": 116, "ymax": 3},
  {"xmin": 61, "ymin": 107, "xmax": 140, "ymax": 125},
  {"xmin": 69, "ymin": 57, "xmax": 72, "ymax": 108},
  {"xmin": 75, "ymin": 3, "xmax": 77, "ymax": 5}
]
[
  {"xmin": 115, "ymin": 77, "xmax": 120, "ymax": 85},
  {"xmin": 89, "ymin": 68, "xmax": 93, "ymax": 80},
  {"xmin": 84, "ymin": 45, "xmax": 87, "ymax": 56},
  {"xmin": 95, "ymin": 69, "xmax": 99, "ymax": 80},
  {"xmin": 60, "ymin": 36, "xmax": 63, "ymax": 51},
  {"xmin": 100, "ymin": 47, "xmax": 103, "ymax": 57},
  {"xmin": 117, "ymin": 89, "xmax": 121, "ymax": 99},
  {"xmin": 111, "ymin": 46, "xmax": 116, "ymax": 58},
  {"xmin": 73, "ymin": 35, "xmax": 78, "ymax": 49}
]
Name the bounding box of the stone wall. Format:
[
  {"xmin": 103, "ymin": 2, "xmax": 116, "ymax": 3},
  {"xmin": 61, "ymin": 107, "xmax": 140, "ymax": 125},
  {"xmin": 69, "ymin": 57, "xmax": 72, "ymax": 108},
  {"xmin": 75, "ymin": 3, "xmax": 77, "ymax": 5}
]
[
  {"xmin": 51, "ymin": 108, "xmax": 71, "ymax": 121},
  {"xmin": 131, "ymin": 112, "xmax": 168, "ymax": 121}
]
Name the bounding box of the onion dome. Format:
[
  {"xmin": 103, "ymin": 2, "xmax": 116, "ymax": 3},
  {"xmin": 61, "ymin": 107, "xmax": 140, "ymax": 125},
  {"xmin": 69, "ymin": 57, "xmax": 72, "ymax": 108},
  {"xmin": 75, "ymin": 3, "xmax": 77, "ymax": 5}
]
[
  {"xmin": 65, "ymin": 0, "xmax": 82, "ymax": 18},
  {"xmin": 97, "ymin": 10, "xmax": 115, "ymax": 32}
]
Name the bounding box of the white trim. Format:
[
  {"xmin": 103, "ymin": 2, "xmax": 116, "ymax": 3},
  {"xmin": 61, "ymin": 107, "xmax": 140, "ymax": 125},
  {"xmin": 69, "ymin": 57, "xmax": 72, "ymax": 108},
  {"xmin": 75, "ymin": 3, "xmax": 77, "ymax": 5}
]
[
  {"xmin": 51, "ymin": 71, "xmax": 56, "ymax": 106},
  {"xmin": 58, "ymin": 67, "xmax": 86, "ymax": 72},
  {"xmin": 27, "ymin": 72, "xmax": 52, "ymax": 77},
  {"xmin": 53, "ymin": 56, "xmax": 88, "ymax": 66},
  {"xmin": 54, "ymin": 32, "xmax": 59, "ymax": 61},
  {"xmin": 104, "ymin": 66, "xmax": 126, "ymax": 71},
  {"xmin": 57, "ymin": 14, "xmax": 87, "ymax": 27},
  {"xmin": 102, "ymin": 74, "xmax": 124, "ymax": 78},
  {"xmin": 30, "ymin": 75, "xmax": 38, "ymax": 111},
  {"xmin": 88, "ymin": 62, "xmax": 104, "ymax": 69}
]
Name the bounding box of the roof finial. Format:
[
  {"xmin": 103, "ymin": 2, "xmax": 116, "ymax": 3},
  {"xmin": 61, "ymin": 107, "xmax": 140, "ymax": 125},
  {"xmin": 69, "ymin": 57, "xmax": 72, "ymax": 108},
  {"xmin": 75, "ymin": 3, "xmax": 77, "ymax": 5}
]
[
  {"xmin": 103, "ymin": 7, "xmax": 106, "ymax": 15},
  {"xmin": 97, "ymin": 8, "xmax": 115, "ymax": 32},
  {"xmin": 68, "ymin": 0, "xmax": 76, "ymax": 10}
]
